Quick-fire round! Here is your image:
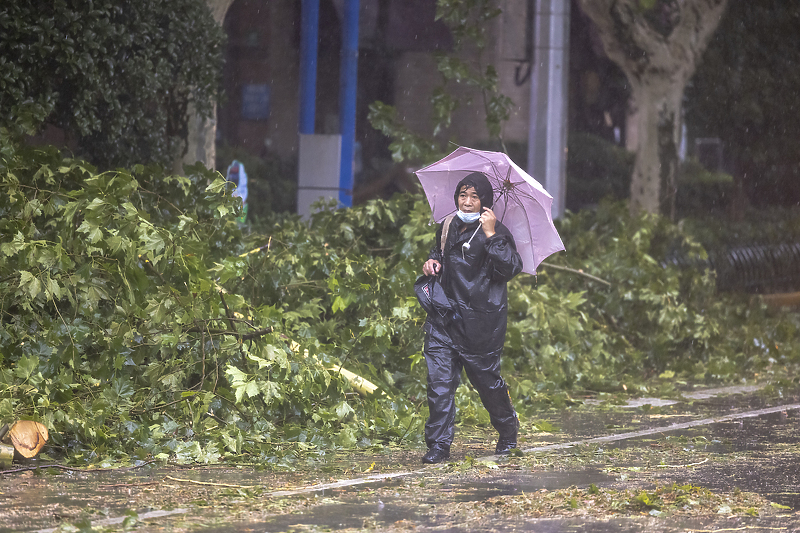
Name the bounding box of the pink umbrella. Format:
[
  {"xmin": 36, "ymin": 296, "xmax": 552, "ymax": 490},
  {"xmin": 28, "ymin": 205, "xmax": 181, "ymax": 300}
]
[{"xmin": 415, "ymin": 146, "xmax": 565, "ymax": 275}]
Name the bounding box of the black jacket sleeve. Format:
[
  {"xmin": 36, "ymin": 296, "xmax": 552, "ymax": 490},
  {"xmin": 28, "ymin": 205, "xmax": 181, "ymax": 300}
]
[{"xmin": 484, "ymin": 229, "xmax": 523, "ymax": 282}]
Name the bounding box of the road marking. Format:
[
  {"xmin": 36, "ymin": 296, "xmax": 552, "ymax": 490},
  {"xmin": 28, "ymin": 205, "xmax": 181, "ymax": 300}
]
[
  {"xmin": 516, "ymin": 403, "xmax": 800, "ymax": 454},
  {"xmin": 266, "ymin": 471, "xmax": 416, "ymax": 497}
]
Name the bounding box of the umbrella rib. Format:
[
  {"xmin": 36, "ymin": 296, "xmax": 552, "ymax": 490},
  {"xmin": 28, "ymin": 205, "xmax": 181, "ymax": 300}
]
[{"xmin": 504, "ymin": 186, "xmax": 549, "ymax": 268}]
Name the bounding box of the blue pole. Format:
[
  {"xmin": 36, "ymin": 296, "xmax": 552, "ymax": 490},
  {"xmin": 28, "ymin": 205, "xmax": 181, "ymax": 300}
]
[
  {"xmin": 339, "ymin": 0, "xmax": 359, "ymax": 207},
  {"xmin": 299, "ymin": 0, "xmax": 319, "ymax": 135}
]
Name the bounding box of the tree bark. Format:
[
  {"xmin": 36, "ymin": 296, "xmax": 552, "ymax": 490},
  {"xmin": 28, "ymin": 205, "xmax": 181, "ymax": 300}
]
[
  {"xmin": 175, "ymin": 0, "xmax": 235, "ymax": 174},
  {"xmin": 627, "ymin": 80, "xmax": 683, "ymax": 217},
  {"xmin": 577, "ymin": 0, "xmax": 728, "ymax": 218}
]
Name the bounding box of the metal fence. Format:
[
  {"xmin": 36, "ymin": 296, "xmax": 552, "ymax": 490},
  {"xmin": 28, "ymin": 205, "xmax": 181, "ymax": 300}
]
[
  {"xmin": 664, "ymin": 243, "xmax": 800, "ymax": 294},
  {"xmin": 712, "ymin": 243, "xmax": 800, "ymax": 294}
]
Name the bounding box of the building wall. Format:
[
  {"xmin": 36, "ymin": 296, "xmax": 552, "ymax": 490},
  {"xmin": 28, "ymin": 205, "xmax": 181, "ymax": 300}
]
[
  {"xmin": 496, "ymin": 0, "xmax": 533, "ymax": 144},
  {"xmin": 391, "ymin": 0, "xmax": 532, "ymax": 159},
  {"xmin": 219, "ymin": 0, "xmax": 301, "ymax": 159},
  {"xmin": 267, "ymin": 2, "xmax": 302, "ymax": 156}
]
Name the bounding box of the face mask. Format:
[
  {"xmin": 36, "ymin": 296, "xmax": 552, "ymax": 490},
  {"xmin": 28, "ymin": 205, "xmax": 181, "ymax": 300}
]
[{"xmin": 456, "ymin": 210, "xmax": 481, "ymax": 223}]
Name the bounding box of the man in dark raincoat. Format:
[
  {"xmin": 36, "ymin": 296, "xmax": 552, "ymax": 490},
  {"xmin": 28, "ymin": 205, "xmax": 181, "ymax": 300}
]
[{"xmin": 419, "ymin": 172, "xmax": 523, "ymax": 464}]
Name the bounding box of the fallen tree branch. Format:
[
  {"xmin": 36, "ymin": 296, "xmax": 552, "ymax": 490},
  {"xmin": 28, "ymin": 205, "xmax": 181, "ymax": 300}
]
[
  {"xmin": 218, "ymin": 291, "xmax": 237, "ymax": 332},
  {"xmin": 99, "ymin": 480, "xmax": 162, "ymax": 489},
  {"xmin": 657, "ymin": 458, "xmax": 709, "ymax": 468},
  {"xmin": 539, "ymin": 261, "xmax": 612, "ymax": 287},
  {"xmin": 238, "ymin": 237, "xmax": 272, "ymax": 257},
  {"xmin": 164, "ymin": 475, "xmax": 260, "ymax": 489},
  {"xmin": 0, "ymin": 460, "xmax": 157, "ymax": 475}
]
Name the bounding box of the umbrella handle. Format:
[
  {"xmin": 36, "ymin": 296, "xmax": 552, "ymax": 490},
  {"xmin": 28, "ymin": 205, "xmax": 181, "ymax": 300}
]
[{"xmin": 462, "ymin": 224, "xmax": 482, "ymax": 259}]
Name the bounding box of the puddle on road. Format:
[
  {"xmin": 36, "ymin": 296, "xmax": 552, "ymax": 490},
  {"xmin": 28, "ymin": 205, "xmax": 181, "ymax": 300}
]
[
  {"xmin": 201, "ymin": 468, "xmax": 615, "ymax": 533},
  {"xmin": 0, "ymin": 466, "xmax": 311, "ymax": 533},
  {"xmin": 437, "ymin": 469, "xmax": 612, "ymax": 501}
]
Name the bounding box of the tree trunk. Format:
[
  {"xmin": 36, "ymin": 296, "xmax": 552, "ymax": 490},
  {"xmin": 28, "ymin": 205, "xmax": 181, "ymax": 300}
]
[
  {"xmin": 577, "ymin": 0, "xmax": 729, "ymax": 218},
  {"xmin": 627, "ymin": 79, "xmax": 683, "ymax": 217},
  {"xmin": 624, "ymin": 97, "xmax": 639, "ymax": 154},
  {"xmin": 175, "ymin": 0, "xmax": 235, "ymax": 174}
]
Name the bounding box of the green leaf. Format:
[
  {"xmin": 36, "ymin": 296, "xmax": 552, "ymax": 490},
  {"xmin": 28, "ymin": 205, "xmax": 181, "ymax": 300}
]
[
  {"xmin": 1, "ymin": 231, "xmax": 26, "ymax": 257},
  {"xmin": 18, "ymin": 270, "xmax": 42, "ymax": 299},
  {"xmin": 139, "ymin": 227, "xmax": 166, "ymax": 255},
  {"xmin": 77, "ymin": 220, "xmax": 103, "ymax": 243},
  {"xmin": 14, "ymin": 356, "xmax": 39, "ymax": 381},
  {"xmin": 335, "ymin": 401, "xmax": 355, "ymax": 421},
  {"xmin": 259, "ymin": 381, "xmax": 281, "ymax": 403},
  {"xmin": 244, "ymin": 381, "xmax": 260, "ymax": 399},
  {"xmin": 205, "ymin": 177, "xmax": 229, "ymax": 194},
  {"xmin": 44, "ymin": 276, "xmax": 62, "ymax": 300}
]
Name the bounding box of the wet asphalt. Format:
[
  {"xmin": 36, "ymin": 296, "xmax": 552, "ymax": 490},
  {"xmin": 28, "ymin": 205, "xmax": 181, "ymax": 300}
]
[{"xmin": 3, "ymin": 383, "xmax": 800, "ymax": 532}]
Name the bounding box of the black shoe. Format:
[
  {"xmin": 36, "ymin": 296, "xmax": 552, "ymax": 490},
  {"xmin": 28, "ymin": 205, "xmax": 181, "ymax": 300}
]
[
  {"xmin": 495, "ymin": 439, "xmax": 517, "ymax": 455},
  {"xmin": 496, "ymin": 414, "xmax": 519, "ymax": 455},
  {"xmin": 422, "ymin": 445, "xmax": 450, "ymax": 464}
]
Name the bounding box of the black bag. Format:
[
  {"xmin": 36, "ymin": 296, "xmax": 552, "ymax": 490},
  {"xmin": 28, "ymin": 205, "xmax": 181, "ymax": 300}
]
[
  {"xmin": 414, "ymin": 274, "xmax": 455, "ymax": 324},
  {"xmin": 414, "ymin": 214, "xmax": 457, "ymax": 324}
]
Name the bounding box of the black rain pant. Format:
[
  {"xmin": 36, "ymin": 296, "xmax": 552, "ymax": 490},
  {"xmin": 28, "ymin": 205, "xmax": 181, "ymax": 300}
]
[{"xmin": 423, "ymin": 323, "xmax": 518, "ymax": 449}]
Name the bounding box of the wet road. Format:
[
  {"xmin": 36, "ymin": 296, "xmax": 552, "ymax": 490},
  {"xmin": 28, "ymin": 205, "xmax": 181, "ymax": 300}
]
[{"xmin": 3, "ymin": 384, "xmax": 800, "ymax": 532}]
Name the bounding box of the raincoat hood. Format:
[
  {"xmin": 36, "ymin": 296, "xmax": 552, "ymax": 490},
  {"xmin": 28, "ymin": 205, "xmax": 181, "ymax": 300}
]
[{"xmin": 454, "ymin": 172, "xmax": 493, "ymax": 210}]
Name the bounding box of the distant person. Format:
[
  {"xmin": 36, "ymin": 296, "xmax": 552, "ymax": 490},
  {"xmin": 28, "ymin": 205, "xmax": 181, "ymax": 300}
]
[
  {"xmin": 416, "ymin": 172, "xmax": 523, "ymax": 464},
  {"xmin": 226, "ymin": 160, "xmax": 248, "ymax": 223}
]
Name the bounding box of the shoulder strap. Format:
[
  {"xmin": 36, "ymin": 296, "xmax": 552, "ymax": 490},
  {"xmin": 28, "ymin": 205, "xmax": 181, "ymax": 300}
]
[{"xmin": 440, "ymin": 214, "xmax": 455, "ymax": 255}]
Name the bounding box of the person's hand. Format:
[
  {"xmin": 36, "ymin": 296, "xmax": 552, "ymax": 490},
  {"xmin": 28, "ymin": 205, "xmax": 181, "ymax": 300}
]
[
  {"xmin": 423, "ymin": 259, "xmax": 441, "ymax": 276},
  {"xmin": 480, "ymin": 207, "xmax": 496, "ymax": 238}
]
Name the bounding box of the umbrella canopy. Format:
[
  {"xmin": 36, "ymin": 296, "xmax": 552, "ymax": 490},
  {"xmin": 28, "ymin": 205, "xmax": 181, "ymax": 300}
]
[{"xmin": 415, "ymin": 146, "xmax": 565, "ymax": 275}]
